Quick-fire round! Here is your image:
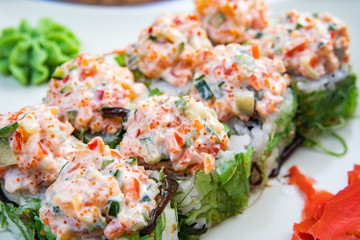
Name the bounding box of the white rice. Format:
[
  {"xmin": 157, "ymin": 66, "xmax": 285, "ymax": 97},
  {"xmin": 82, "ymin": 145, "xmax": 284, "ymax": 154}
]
[{"xmin": 295, "ymin": 65, "xmax": 350, "ymax": 93}]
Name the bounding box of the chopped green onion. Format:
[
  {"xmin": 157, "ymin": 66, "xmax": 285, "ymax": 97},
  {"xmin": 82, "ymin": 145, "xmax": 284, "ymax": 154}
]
[
  {"xmin": 195, "ymin": 79, "xmax": 213, "ymax": 100},
  {"xmin": 178, "ymin": 42, "xmax": 185, "ymax": 54},
  {"xmin": 175, "ymin": 97, "xmax": 188, "ymax": 109},
  {"xmin": 133, "ymin": 69, "xmax": 143, "ymax": 81},
  {"xmin": 296, "ymin": 23, "xmax": 303, "ymax": 30},
  {"xmin": 114, "ymin": 54, "xmax": 126, "ymax": 67},
  {"xmin": 195, "ymin": 74, "xmax": 205, "ymax": 81},
  {"xmin": 108, "ymin": 200, "xmax": 120, "ymax": 217},
  {"xmin": 145, "ymin": 82, "xmax": 151, "ymax": 89},
  {"xmin": 110, "ymin": 169, "xmax": 120, "ymax": 179},
  {"xmin": 126, "ymin": 156, "xmax": 137, "ymax": 166},
  {"xmin": 0, "ymin": 122, "xmax": 19, "ymax": 139},
  {"xmin": 313, "ymin": 12, "xmax": 319, "ymax": 18},
  {"xmin": 101, "ymin": 159, "xmax": 115, "ymax": 169},
  {"xmin": 149, "ymin": 35, "xmax": 157, "ymax": 41},
  {"xmin": 242, "ymin": 41, "xmax": 252, "ymax": 46},
  {"xmin": 65, "ymin": 110, "xmax": 78, "ymax": 125},
  {"xmin": 149, "ymin": 88, "xmax": 162, "ymax": 97},
  {"xmin": 218, "ymin": 81, "xmax": 225, "ymax": 88},
  {"xmin": 329, "ymin": 22, "xmax": 336, "ymax": 31},
  {"xmin": 318, "ymin": 41, "xmax": 325, "ymax": 49}
]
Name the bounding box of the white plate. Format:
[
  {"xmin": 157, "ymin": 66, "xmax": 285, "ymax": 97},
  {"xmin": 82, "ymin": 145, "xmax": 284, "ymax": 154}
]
[{"xmin": 0, "ymin": 0, "xmax": 359, "ymax": 239}]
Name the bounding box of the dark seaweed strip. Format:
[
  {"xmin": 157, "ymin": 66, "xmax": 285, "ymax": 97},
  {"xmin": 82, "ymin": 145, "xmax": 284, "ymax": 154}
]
[
  {"xmin": 101, "ymin": 107, "xmax": 130, "ymax": 119},
  {"xmin": 249, "ymin": 162, "xmax": 263, "ymax": 186},
  {"xmin": 179, "ymin": 220, "xmax": 207, "ymax": 236},
  {"xmin": 140, "ymin": 176, "xmax": 179, "ymax": 236},
  {"xmin": 269, "ymin": 135, "xmax": 305, "ymax": 178},
  {"xmin": 0, "ymin": 186, "xmax": 19, "ymax": 207}
]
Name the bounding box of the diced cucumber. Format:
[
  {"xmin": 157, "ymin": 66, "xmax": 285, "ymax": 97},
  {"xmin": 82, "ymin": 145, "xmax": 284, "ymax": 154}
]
[
  {"xmin": 195, "ymin": 79, "xmax": 213, "ymax": 100},
  {"xmin": 0, "ymin": 122, "xmax": 19, "ymax": 138},
  {"xmin": 184, "ymin": 102, "xmax": 207, "ymax": 120},
  {"xmin": 59, "ymin": 84, "xmax": 73, "ymax": 94},
  {"xmin": 65, "ymin": 110, "xmax": 78, "ymax": 125},
  {"xmin": 126, "ymin": 156, "xmax": 137, "ymax": 166},
  {"xmin": 108, "ymin": 200, "xmax": 120, "ymax": 217},
  {"xmin": 300, "ymin": 56, "xmax": 319, "ymax": 79},
  {"xmin": 51, "ymin": 66, "xmax": 66, "ymax": 80},
  {"xmin": 0, "ymin": 139, "xmax": 17, "ymax": 166},
  {"xmin": 235, "ymin": 91, "xmax": 255, "ymax": 116},
  {"xmin": 101, "ymin": 159, "xmax": 115, "ymax": 170},
  {"xmin": 234, "ymin": 54, "xmax": 255, "ymax": 70},
  {"xmin": 175, "ymin": 97, "xmax": 188, "ymax": 109},
  {"xmin": 211, "ymin": 11, "xmax": 226, "ymax": 27},
  {"xmin": 140, "ymin": 138, "xmax": 161, "ymax": 164}
]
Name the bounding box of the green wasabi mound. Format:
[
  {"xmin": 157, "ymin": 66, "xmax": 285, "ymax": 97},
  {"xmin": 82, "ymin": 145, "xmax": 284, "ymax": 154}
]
[
  {"xmin": 294, "ymin": 73, "xmax": 358, "ymax": 156},
  {"xmin": 0, "ymin": 18, "xmax": 80, "ymax": 85}
]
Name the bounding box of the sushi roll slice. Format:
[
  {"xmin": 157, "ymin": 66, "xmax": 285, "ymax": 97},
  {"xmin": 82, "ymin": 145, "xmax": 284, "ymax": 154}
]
[
  {"xmin": 190, "ymin": 43, "xmax": 297, "ymax": 184},
  {"xmin": 0, "ymin": 104, "xmax": 85, "ymax": 240},
  {"xmin": 257, "ymin": 10, "xmax": 357, "ymax": 155},
  {"xmin": 45, "ymin": 53, "xmax": 147, "ymax": 148},
  {"xmin": 122, "ymin": 12, "xmax": 212, "ymax": 91},
  {"xmin": 39, "ymin": 137, "xmax": 174, "ymax": 240},
  {"xmin": 194, "ymin": 0, "xmax": 268, "ymax": 44},
  {"xmin": 119, "ymin": 94, "xmax": 252, "ymax": 238},
  {"xmin": 0, "ymin": 104, "xmax": 84, "ymax": 195}
]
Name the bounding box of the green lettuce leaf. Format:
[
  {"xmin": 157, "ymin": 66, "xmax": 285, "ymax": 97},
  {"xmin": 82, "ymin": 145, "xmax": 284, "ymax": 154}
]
[
  {"xmin": 0, "ymin": 198, "xmax": 56, "ymax": 240},
  {"xmin": 177, "ymin": 148, "xmax": 253, "ymax": 239}
]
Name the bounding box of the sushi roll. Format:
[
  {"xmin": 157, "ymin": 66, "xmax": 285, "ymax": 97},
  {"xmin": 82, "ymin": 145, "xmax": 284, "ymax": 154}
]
[
  {"xmin": 123, "ymin": 13, "xmax": 212, "ymax": 89},
  {"xmin": 119, "ymin": 94, "xmax": 252, "ymax": 238},
  {"xmin": 190, "ymin": 43, "xmax": 297, "ymax": 184},
  {"xmin": 39, "ymin": 137, "xmax": 173, "ymax": 240},
  {"xmin": 194, "ymin": 0, "xmax": 268, "ymax": 44},
  {"xmin": 45, "ymin": 53, "xmax": 147, "ymax": 148},
  {"xmin": 257, "ymin": 10, "xmax": 357, "ymax": 155},
  {"xmin": 0, "ymin": 104, "xmax": 84, "ymax": 195}
]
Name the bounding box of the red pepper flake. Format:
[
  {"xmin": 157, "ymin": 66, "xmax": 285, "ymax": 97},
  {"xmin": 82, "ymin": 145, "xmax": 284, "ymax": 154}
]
[{"xmin": 289, "ymin": 165, "xmax": 360, "ymax": 240}]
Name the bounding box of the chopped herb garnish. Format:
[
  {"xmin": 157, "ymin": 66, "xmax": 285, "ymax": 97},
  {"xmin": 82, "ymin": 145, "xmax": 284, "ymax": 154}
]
[
  {"xmin": 114, "ymin": 54, "xmax": 126, "ymax": 67},
  {"xmin": 195, "ymin": 79, "xmax": 213, "ymax": 100},
  {"xmin": 318, "ymin": 41, "xmax": 325, "ymax": 49},
  {"xmin": 175, "ymin": 97, "xmax": 188, "ymax": 109},
  {"xmin": 329, "ymin": 22, "xmax": 336, "ymax": 31},
  {"xmin": 296, "ymin": 23, "xmax": 303, "ymax": 30},
  {"xmin": 108, "ymin": 200, "xmax": 120, "ymax": 217},
  {"xmin": 101, "ymin": 159, "xmax": 115, "ymax": 169},
  {"xmin": 313, "ymin": 12, "xmax": 319, "ymax": 18},
  {"xmin": 194, "ymin": 74, "xmax": 205, "ymax": 81},
  {"xmin": 149, "ymin": 88, "xmax": 162, "ymax": 97},
  {"xmin": 145, "ymin": 82, "xmax": 151, "ymax": 89},
  {"xmin": 110, "ymin": 169, "xmax": 120, "ymax": 178},
  {"xmin": 133, "ymin": 69, "xmax": 143, "ymax": 81},
  {"xmin": 178, "ymin": 42, "xmax": 185, "ymax": 53},
  {"xmin": 242, "ymin": 41, "xmax": 252, "ymax": 46},
  {"xmin": 149, "ymin": 35, "xmax": 157, "ymax": 41},
  {"xmin": 127, "ymin": 156, "xmax": 137, "ymax": 165},
  {"xmin": 218, "ymin": 81, "xmax": 225, "ymax": 88}
]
